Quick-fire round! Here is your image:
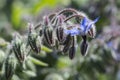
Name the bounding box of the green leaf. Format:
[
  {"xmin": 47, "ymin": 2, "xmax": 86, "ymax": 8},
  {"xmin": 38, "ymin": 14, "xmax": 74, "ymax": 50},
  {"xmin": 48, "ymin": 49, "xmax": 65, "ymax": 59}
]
[
  {"xmin": 45, "ymin": 73, "xmax": 64, "ymax": 80},
  {"xmin": 28, "ymin": 56, "xmax": 48, "ymax": 66},
  {"xmin": 23, "ymin": 70, "xmax": 36, "ymax": 77},
  {"xmin": 12, "ymin": 75, "xmax": 20, "ymax": 80},
  {"xmin": 0, "ymin": 38, "xmax": 9, "ymax": 47},
  {"xmin": 56, "ymin": 56, "xmax": 72, "ymax": 69},
  {"xmin": 41, "ymin": 45, "xmax": 52, "ymax": 53},
  {"xmin": 0, "ymin": 50, "xmax": 5, "ymax": 63}
]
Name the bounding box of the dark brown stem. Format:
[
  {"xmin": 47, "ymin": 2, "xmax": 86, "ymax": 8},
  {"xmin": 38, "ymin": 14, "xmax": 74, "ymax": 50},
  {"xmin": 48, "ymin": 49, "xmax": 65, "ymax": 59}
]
[
  {"xmin": 34, "ymin": 22, "xmax": 42, "ymax": 30},
  {"xmin": 64, "ymin": 14, "xmax": 84, "ymax": 22},
  {"xmin": 34, "ymin": 13, "xmax": 56, "ymax": 30},
  {"xmin": 82, "ymin": 36, "xmax": 87, "ymax": 43},
  {"xmin": 72, "ymin": 36, "xmax": 75, "ymax": 47},
  {"xmin": 48, "ymin": 13, "xmax": 56, "ymax": 21},
  {"xmin": 50, "ymin": 8, "xmax": 78, "ymax": 23},
  {"xmin": 58, "ymin": 8, "xmax": 78, "ymax": 15}
]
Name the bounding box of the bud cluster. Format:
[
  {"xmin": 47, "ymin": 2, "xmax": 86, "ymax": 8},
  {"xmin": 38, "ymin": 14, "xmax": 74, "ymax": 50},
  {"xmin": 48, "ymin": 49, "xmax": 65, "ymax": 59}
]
[{"xmin": 32, "ymin": 8, "xmax": 99, "ymax": 59}]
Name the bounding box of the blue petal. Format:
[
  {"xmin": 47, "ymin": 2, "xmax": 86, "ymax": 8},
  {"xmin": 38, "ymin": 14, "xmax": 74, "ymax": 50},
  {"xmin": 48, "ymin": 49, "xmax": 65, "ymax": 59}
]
[
  {"xmin": 93, "ymin": 17, "xmax": 100, "ymax": 23},
  {"xmin": 80, "ymin": 18, "xmax": 88, "ymax": 33},
  {"xmin": 64, "ymin": 28, "xmax": 80, "ymax": 36},
  {"xmin": 83, "ymin": 17, "xmax": 99, "ymax": 34},
  {"xmin": 86, "ymin": 17, "xmax": 100, "ymax": 31},
  {"xmin": 81, "ymin": 17, "xmax": 87, "ymax": 27},
  {"xmin": 64, "ymin": 30, "xmax": 71, "ymax": 35}
]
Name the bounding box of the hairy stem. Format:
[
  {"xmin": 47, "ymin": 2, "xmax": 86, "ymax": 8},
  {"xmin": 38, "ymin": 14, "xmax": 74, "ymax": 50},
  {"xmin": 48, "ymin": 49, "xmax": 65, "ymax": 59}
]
[
  {"xmin": 64, "ymin": 14, "xmax": 84, "ymax": 22},
  {"xmin": 58, "ymin": 8, "xmax": 78, "ymax": 15}
]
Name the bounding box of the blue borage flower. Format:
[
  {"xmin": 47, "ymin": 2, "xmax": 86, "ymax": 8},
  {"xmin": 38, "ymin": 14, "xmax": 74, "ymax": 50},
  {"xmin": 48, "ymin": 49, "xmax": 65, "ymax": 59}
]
[
  {"xmin": 64, "ymin": 27, "xmax": 80, "ymax": 36},
  {"xmin": 64, "ymin": 17, "xmax": 99, "ymax": 36}
]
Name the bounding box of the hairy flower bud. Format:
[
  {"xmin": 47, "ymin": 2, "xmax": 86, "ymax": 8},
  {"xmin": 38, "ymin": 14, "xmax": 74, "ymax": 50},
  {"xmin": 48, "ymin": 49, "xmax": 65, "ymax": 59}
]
[
  {"xmin": 12, "ymin": 34, "xmax": 25, "ymax": 63},
  {"xmin": 56, "ymin": 26, "xmax": 65, "ymax": 43},
  {"xmin": 69, "ymin": 36, "xmax": 76, "ymax": 59},
  {"xmin": 80, "ymin": 41, "xmax": 88, "ymax": 56},
  {"xmin": 27, "ymin": 23, "xmax": 41, "ymax": 54},
  {"xmin": 43, "ymin": 26, "xmax": 54, "ymax": 47},
  {"xmin": 43, "ymin": 16, "xmax": 50, "ymax": 26},
  {"xmin": 69, "ymin": 46, "xmax": 76, "ymax": 59},
  {"xmin": 63, "ymin": 34, "xmax": 72, "ymax": 53},
  {"xmin": 5, "ymin": 56, "xmax": 15, "ymax": 80}
]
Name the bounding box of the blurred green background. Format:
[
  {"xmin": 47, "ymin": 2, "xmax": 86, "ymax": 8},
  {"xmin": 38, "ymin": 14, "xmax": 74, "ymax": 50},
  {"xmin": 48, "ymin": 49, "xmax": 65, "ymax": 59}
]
[{"xmin": 0, "ymin": 0, "xmax": 120, "ymax": 80}]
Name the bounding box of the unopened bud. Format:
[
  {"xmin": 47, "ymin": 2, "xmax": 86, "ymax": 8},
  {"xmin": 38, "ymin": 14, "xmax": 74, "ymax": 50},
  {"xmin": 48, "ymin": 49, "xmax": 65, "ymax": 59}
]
[
  {"xmin": 80, "ymin": 41, "xmax": 88, "ymax": 56},
  {"xmin": 43, "ymin": 27, "xmax": 54, "ymax": 47},
  {"xmin": 69, "ymin": 46, "xmax": 76, "ymax": 59},
  {"xmin": 63, "ymin": 34, "xmax": 72, "ymax": 53},
  {"xmin": 56, "ymin": 26, "xmax": 65, "ymax": 43},
  {"xmin": 5, "ymin": 56, "xmax": 15, "ymax": 80},
  {"xmin": 12, "ymin": 34, "xmax": 25, "ymax": 63},
  {"xmin": 43, "ymin": 16, "xmax": 50, "ymax": 26},
  {"xmin": 27, "ymin": 23, "xmax": 41, "ymax": 54}
]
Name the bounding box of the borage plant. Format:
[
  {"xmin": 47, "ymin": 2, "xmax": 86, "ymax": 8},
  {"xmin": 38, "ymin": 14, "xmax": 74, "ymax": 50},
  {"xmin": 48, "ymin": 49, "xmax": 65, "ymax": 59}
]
[{"xmin": 1, "ymin": 8, "xmax": 99, "ymax": 80}]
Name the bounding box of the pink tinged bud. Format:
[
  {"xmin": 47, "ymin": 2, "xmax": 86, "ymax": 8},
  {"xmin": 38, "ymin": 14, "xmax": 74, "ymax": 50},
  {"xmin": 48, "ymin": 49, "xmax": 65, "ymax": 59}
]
[
  {"xmin": 43, "ymin": 16, "xmax": 50, "ymax": 26},
  {"xmin": 43, "ymin": 27, "xmax": 54, "ymax": 47},
  {"xmin": 56, "ymin": 26, "xmax": 65, "ymax": 43}
]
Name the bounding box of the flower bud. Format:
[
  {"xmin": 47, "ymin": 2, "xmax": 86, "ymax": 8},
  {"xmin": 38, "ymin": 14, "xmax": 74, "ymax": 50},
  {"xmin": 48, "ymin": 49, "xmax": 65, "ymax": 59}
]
[
  {"xmin": 80, "ymin": 41, "xmax": 88, "ymax": 56},
  {"xmin": 63, "ymin": 34, "xmax": 71, "ymax": 45},
  {"xmin": 69, "ymin": 46, "xmax": 75, "ymax": 59},
  {"xmin": 63, "ymin": 34, "xmax": 72, "ymax": 53},
  {"xmin": 56, "ymin": 26, "xmax": 65, "ymax": 43},
  {"xmin": 43, "ymin": 16, "xmax": 50, "ymax": 26},
  {"xmin": 28, "ymin": 33, "xmax": 41, "ymax": 54},
  {"xmin": 5, "ymin": 56, "xmax": 15, "ymax": 80},
  {"xmin": 12, "ymin": 34, "xmax": 25, "ymax": 63},
  {"xmin": 43, "ymin": 27, "xmax": 54, "ymax": 47},
  {"xmin": 68, "ymin": 36, "xmax": 76, "ymax": 59},
  {"xmin": 27, "ymin": 23, "xmax": 41, "ymax": 54}
]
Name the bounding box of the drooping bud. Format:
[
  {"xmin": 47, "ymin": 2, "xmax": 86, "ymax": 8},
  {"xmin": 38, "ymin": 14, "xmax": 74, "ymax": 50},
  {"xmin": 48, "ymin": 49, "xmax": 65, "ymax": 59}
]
[
  {"xmin": 80, "ymin": 41, "xmax": 88, "ymax": 56},
  {"xmin": 63, "ymin": 34, "xmax": 72, "ymax": 53},
  {"xmin": 56, "ymin": 26, "xmax": 65, "ymax": 43},
  {"xmin": 63, "ymin": 34, "xmax": 71, "ymax": 45},
  {"xmin": 69, "ymin": 46, "xmax": 76, "ymax": 59},
  {"xmin": 69, "ymin": 36, "xmax": 76, "ymax": 59},
  {"xmin": 80, "ymin": 36, "xmax": 88, "ymax": 56}
]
